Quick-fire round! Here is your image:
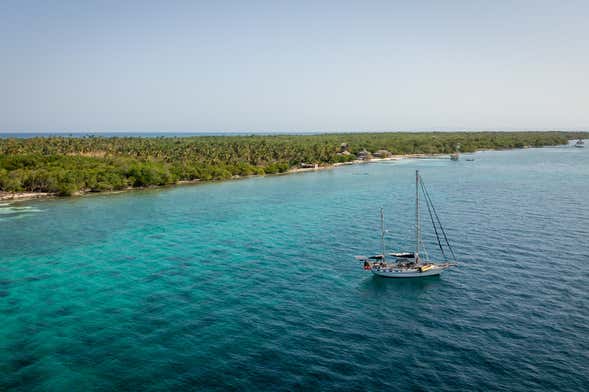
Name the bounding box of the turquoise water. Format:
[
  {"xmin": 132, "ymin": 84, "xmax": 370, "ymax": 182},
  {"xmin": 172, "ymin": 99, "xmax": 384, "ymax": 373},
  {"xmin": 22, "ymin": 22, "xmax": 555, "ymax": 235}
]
[{"xmin": 1, "ymin": 144, "xmax": 588, "ymax": 391}]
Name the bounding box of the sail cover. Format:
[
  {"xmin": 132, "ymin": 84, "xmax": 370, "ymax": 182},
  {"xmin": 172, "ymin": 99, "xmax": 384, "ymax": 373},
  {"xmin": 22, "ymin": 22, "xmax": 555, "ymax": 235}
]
[{"xmin": 390, "ymin": 252, "xmax": 415, "ymax": 258}]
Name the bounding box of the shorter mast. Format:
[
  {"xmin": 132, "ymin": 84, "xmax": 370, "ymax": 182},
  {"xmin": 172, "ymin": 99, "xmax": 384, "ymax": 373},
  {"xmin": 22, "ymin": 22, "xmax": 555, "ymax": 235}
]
[
  {"xmin": 415, "ymin": 170, "xmax": 420, "ymax": 261},
  {"xmin": 380, "ymin": 207, "xmax": 385, "ymax": 258}
]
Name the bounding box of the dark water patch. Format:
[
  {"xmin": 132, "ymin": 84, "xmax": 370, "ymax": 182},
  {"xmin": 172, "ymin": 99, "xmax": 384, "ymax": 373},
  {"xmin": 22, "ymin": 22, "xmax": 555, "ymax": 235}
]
[
  {"xmin": 52, "ymin": 307, "xmax": 73, "ymax": 317},
  {"xmin": 23, "ymin": 274, "xmax": 52, "ymax": 282}
]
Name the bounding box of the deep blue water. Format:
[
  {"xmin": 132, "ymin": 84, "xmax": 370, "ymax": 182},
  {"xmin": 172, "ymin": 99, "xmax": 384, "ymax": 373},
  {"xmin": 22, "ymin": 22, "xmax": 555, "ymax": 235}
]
[{"xmin": 1, "ymin": 145, "xmax": 588, "ymax": 391}]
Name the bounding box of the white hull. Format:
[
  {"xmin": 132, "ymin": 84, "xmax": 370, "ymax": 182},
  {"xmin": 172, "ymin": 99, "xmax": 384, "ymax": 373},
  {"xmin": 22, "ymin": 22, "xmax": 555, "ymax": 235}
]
[{"xmin": 370, "ymin": 265, "xmax": 448, "ymax": 278}]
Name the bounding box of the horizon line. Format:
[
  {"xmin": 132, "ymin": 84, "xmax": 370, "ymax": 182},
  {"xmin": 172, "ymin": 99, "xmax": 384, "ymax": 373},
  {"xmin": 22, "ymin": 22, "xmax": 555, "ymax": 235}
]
[{"xmin": 1, "ymin": 128, "xmax": 587, "ymax": 134}]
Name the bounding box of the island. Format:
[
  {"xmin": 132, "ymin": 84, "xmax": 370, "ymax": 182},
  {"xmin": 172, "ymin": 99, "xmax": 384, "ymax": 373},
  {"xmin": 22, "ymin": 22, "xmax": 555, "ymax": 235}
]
[{"xmin": 0, "ymin": 131, "xmax": 586, "ymax": 199}]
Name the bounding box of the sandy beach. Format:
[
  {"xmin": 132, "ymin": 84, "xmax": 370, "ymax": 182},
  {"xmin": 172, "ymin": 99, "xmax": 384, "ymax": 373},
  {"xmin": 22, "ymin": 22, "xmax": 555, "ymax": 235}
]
[
  {"xmin": 0, "ymin": 192, "xmax": 55, "ymax": 202},
  {"xmin": 0, "ymin": 153, "xmax": 453, "ymax": 202}
]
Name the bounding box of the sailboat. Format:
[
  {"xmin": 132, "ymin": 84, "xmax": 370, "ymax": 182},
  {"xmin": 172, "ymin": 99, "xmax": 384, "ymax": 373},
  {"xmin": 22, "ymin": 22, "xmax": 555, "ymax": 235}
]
[
  {"xmin": 356, "ymin": 170, "xmax": 457, "ymax": 278},
  {"xmin": 575, "ymin": 139, "xmax": 585, "ymax": 148}
]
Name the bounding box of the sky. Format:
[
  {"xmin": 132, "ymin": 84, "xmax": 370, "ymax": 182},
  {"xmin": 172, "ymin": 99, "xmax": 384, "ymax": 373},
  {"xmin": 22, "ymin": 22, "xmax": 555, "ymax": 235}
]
[{"xmin": 1, "ymin": 0, "xmax": 588, "ymax": 132}]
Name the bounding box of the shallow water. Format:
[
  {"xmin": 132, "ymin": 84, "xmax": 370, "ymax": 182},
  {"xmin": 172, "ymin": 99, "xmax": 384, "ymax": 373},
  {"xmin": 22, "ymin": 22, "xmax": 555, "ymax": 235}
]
[{"xmin": 1, "ymin": 144, "xmax": 588, "ymax": 391}]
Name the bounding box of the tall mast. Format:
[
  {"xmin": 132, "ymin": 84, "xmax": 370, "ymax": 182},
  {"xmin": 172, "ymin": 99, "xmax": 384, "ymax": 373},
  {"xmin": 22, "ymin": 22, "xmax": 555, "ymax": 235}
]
[
  {"xmin": 380, "ymin": 207, "xmax": 385, "ymax": 258},
  {"xmin": 415, "ymin": 170, "xmax": 420, "ymax": 259}
]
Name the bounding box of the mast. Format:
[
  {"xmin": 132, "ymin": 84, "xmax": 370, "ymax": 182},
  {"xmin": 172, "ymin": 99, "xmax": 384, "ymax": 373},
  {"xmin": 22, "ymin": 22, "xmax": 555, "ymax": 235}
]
[
  {"xmin": 415, "ymin": 170, "xmax": 420, "ymax": 260},
  {"xmin": 380, "ymin": 207, "xmax": 385, "ymax": 258}
]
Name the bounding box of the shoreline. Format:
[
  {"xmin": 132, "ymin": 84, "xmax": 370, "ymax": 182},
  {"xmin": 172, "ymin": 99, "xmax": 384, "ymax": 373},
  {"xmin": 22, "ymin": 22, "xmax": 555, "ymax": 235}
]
[
  {"xmin": 0, "ymin": 147, "xmax": 546, "ymax": 203},
  {"xmin": 0, "ymin": 192, "xmax": 55, "ymax": 202},
  {"xmin": 0, "ymin": 155, "xmax": 409, "ymax": 202},
  {"xmin": 0, "ymin": 153, "xmax": 454, "ymax": 203}
]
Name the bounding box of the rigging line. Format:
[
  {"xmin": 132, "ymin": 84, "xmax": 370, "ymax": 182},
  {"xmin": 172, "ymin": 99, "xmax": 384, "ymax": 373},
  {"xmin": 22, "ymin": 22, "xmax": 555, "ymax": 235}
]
[
  {"xmin": 421, "ymin": 236, "xmax": 430, "ymax": 261},
  {"xmin": 420, "ymin": 181, "xmax": 445, "ymax": 260},
  {"xmin": 421, "ymin": 178, "xmax": 457, "ymax": 261},
  {"xmin": 419, "ymin": 178, "xmax": 452, "ymax": 258},
  {"xmin": 420, "ymin": 179, "xmax": 447, "ymax": 261},
  {"xmin": 420, "ymin": 178, "xmax": 457, "ymax": 261}
]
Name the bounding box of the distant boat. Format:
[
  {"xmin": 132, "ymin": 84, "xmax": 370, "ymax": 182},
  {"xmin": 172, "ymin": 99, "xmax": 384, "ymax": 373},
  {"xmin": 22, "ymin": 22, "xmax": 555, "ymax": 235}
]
[
  {"xmin": 450, "ymin": 152, "xmax": 460, "ymax": 161},
  {"xmin": 575, "ymin": 139, "xmax": 585, "ymax": 148},
  {"xmin": 465, "ymin": 157, "xmax": 475, "ymax": 161},
  {"xmin": 355, "ymin": 170, "xmax": 457, "ymax": 278}
]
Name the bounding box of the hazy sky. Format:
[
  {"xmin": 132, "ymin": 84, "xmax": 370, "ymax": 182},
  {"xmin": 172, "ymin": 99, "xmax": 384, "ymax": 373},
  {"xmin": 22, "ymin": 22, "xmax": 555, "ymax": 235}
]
[{"xmin": 1, "ymin": 0, "xmax": 588, "ymax": 132}]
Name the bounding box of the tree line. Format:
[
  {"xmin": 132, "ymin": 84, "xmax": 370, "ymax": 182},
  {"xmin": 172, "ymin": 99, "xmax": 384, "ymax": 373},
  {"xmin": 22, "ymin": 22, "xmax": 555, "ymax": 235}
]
[{"xmin": 0, "ymin": 131, "xmax": 583, "ymax": 195}]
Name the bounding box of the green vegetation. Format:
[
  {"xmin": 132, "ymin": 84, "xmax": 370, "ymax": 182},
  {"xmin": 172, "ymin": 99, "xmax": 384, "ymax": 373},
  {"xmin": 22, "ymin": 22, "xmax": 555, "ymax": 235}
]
[{"xmin": 0, "ymin": 131, "xmax": 584, "ymax": 196}]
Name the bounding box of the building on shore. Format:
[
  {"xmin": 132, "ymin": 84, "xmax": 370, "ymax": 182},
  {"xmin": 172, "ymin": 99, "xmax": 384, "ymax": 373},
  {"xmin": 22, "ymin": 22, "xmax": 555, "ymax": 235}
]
[
  {"xmin": 300, "ymin": 163, "xmax": 319, "ymax": 169},
  {"xmin": 356, "ymin": 149, "xmax": 372, "ymax": 160},
  {"xmin": 373, "ymin": 149, "xmax": 392, "ymax": 158}
]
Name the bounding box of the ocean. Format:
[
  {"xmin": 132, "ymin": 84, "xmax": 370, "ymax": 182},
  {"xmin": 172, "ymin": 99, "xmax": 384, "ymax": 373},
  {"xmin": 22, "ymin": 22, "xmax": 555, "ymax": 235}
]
[{"xmin": 1, "ymin": 144, "xmax": 588, "ymax": 391}]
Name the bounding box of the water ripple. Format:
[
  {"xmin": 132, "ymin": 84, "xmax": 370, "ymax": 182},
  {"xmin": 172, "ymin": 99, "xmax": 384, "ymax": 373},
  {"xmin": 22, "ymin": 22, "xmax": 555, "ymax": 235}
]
[{"xmin": 1, "ymin": 146, "xmax": 588, "ymax": 391}]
